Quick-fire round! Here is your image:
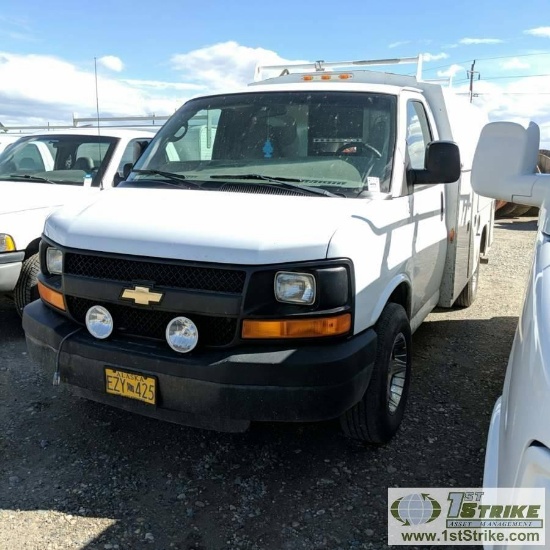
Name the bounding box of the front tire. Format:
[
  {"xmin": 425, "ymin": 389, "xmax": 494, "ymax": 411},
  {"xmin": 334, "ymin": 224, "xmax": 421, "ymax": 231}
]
[
  {"xmin": 14, "ymin": 253, "xmax": 40, "ymax": 317},
  {"xmin": 339, "ymin": 303, "xmax": 411, "ymax": 444}
]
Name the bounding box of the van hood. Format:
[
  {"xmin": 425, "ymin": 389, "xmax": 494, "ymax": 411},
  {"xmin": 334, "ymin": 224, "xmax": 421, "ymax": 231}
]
[{"xmin": 45, "ymin": 187, "xmax": 371, "ymax": 264}]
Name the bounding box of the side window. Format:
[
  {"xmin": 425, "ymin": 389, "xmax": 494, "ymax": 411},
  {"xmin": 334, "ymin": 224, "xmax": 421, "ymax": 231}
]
[
  {"xmin": 13, "ymin": 143, "xmax": 45, "ymax": 172},
  {"xmin": 406, "ymin": 101, "xmax": 432, "ymax": 170},
  {"xmin": 76, "ymin": 142, "xmax": 111, "ymax": 169}
]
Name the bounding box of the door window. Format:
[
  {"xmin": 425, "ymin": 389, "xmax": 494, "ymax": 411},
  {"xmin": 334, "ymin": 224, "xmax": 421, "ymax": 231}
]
[
  {"xmin": 116, "ymin": 139, "xmax": 152, "ymax": 178},
  {"xmin": 406, "ymin": 101, "xmax": 432, "ymax": 170}
]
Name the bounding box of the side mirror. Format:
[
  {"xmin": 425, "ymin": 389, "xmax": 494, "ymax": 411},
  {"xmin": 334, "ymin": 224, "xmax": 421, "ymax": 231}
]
[
  {"xmin": 411, "ymin": 141, "xmax": 461, "ymax": 185},
  {"xmin": 472, "ymin": 121, "xmax": 547, "ymax": 207}
]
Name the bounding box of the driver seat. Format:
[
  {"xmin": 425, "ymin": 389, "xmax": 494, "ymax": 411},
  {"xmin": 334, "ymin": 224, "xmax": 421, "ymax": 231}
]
[{"xmin": 73, "ymin": 157, "xmax": 95, "ymax": 172}]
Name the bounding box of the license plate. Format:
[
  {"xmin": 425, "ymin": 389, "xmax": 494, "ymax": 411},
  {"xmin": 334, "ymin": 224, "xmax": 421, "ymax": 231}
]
[{"xmin": 105, "ymin": 368, "xmax": 156, "ymax": 405}]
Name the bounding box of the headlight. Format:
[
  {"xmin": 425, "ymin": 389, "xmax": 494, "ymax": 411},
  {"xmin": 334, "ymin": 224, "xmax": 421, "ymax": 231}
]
[
  {"xmin": 46, "ymin": 247, "xmax": 63, "ymax": 274},
  {"xmin": 274, "ymin": 272, "xmax": 316, "ymax": 305},
  {"xmin": 0, "ymin": 234, "xmax": 16, "ymax": 252}
]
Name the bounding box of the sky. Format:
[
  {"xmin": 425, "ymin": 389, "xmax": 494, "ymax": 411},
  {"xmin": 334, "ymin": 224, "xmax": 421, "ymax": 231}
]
[{"xmin": 1, "ymin": 0, "xmax": 550, "ymax": 146}]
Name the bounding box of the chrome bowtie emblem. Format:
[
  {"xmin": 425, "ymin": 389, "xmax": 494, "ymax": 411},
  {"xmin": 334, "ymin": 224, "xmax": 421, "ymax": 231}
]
[{"xmin": 121, "ymin": 286, "xmax": 163, "ymax": 306}]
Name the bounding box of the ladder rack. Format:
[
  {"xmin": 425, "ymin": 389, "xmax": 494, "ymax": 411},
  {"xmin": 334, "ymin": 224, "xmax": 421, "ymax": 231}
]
[
  {"xmin": 0, "ymin": 114, "xmax": 170, "ymax": 133},
  {"xmin": 254, "ymin": 55, "xmax": 423, "ymax": 83}
]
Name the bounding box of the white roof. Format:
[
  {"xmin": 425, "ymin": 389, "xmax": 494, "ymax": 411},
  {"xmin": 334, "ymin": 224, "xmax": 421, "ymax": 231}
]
[{"xmin": 246, "ymin": 81, "xmax": 411, "ymax": 96}]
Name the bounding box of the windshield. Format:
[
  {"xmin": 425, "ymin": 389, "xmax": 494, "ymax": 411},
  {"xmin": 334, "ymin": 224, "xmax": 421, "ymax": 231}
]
[
  {"xmin": 130, "ymin": 91, "xmax": 397, "ymax": 197},
  {"xmin": 0, "ymin": 134, "xmax": 117, "ymax": 185}
]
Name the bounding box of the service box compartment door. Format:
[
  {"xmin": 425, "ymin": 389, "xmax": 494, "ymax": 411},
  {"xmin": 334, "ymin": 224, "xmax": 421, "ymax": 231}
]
[{"xmin": 452, "ymin": 172, "xmax": 475, "ymax": 299}]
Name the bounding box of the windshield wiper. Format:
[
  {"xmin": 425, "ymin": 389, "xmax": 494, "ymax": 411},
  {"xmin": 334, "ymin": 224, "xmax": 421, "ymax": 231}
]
[
  {"xmin": 8, "ymin": 174, "xmax": 58, "ymax": 184},
  {"xmin": 131, "ymin": 169, "xmax": 203, "ymax": 189},
  {"xmin": 209, "ymin": 174, "xmax": 341, "ymax": 197}
]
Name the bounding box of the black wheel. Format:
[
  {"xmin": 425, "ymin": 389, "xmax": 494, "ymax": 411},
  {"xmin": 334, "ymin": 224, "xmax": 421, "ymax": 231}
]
[
  {"xmin": 14, "ymin": 253, "xmax": 40, "ymax": 317},
  {"xmin": 339, "ymin": 303, "xmax": 411, "ymax": 444},
  {"xmin": 525, "ymin": 206, "xmax": 540, "ymax": 217},
  {"xmin": 511, "ymin": 204, "xmax": 532, "ymax": 217},
  {"xmin": 496, "ymin": 202, "xmax": 519, "ymax": 218},
  {"xmin": 454, "ymin": 262, "xmax": 479, "ymax": 308}
]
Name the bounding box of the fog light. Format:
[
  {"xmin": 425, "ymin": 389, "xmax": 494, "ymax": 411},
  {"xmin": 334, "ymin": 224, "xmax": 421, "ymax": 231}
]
[
  {"xmin": 166, "ymin": 316, "xmax": 199, "ymax": 353},
  {"xmin": 85, "ymin": 305, "xmax": 113, "ymax": 339}
]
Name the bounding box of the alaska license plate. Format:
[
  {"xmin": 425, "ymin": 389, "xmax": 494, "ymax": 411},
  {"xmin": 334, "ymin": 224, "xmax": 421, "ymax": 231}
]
[{"xmin": 105, "ymin": 368, "xmax": 156, "ymax": 405}]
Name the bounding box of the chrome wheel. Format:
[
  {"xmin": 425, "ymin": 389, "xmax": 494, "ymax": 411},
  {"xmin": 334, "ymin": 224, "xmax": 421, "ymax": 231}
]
[{"xmin": 387, "ymin": 332, "xmax": 408, "ymax": 414}]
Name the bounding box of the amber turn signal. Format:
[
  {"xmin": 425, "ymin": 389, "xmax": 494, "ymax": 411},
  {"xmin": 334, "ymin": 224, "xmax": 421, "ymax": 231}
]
[
  {"xmin": 38, "ymin": 280, "xmax": 66, "ymax": 311},
  {"xmin": 242, "ymin": 314, "xmax": 351, "ymax": 339}
]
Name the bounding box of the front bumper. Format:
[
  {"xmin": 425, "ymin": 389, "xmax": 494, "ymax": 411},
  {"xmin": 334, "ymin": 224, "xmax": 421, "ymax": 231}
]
[
  {"xmin": 0, "ymin": 251, "xmax": 24, "ymax": 292},
  {"xmin": 23, "ymin": 301, "xmax": 377, "ymax": 432}
]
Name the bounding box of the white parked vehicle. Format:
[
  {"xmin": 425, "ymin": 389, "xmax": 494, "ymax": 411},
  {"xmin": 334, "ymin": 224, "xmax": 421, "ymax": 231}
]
[
  {"xmin": 23, "ymin": 56, "xmax": 494, "ymax": 443},
  {"xmin": 0, "ymin": 128, "xmax": 155, "ymax": 314},
  {"xmin": 473, "ymin": 121, "xmax": 550, "ymax": 548}
]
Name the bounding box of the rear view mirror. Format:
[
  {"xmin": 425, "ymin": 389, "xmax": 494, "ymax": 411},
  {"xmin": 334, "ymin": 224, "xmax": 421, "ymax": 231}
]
[
  {"xmin": 411, "ymin": 141, "xmax": 461, "ymax": 185},
  {"xmin": 472, "ymin": 121, "xmax": 546, "ymax": 207}
]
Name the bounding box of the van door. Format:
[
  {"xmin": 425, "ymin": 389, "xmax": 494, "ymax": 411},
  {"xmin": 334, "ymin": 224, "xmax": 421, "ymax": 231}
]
[{"xmin": 403, "ymin": 96, "xmax": 448, "ymax": 316}]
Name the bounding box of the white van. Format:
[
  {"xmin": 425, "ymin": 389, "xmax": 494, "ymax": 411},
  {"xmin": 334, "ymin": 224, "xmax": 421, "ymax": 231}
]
[{"xmin": 23, "ymin": 56, "xmax": 494, "ymax": 443}]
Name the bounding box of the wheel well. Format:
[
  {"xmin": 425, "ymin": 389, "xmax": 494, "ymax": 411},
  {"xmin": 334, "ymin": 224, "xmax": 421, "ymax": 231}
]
[
  {"xmin": 388, "ymin": 282, "xmax": 411, "ymax": 319},
  {"xmin": 480, "ymin": 226, "xmax": 488, "ymax": 255},
  {"xmin": 24, "ymin": 238, "xmax": 41, "ymax": 260}
]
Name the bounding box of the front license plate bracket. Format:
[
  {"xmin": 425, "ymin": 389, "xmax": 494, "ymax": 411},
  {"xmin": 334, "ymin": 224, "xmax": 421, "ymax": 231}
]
[{"xmin": 104, "ymin": 367, "xmax": 157, "ymax": 405}]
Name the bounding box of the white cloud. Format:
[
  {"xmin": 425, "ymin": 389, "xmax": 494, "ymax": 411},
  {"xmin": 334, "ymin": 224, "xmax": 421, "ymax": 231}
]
[
  {"xmin": 465, "ymin": 74, "xmax": 550, "ymax": 147},
  {"xmin": 437, "ymin": 64, "xmax": 465, "ymax": 78},
  {"xmin": 388, "ymin": 41, "xmax": 410, "ymax": 49},
  {"xmin": 459, "ymin": 37, "xmax": 504, "ymax": 45},
  {"xmin": 121, "ymin": 79, "xmax": 203, "ymax": 91},
  {"xmin": 2, "ymin": 43, "xmax": 550, "ymax": 150},
  {"xmin": 170, "ymin": 41, "xmax": 306, "ymax": 92},
  {"xmin": 422, "ymin": 52, "xmax": 449, "ymax": 62},
  {"xmin": 524, "ymin": 27, "xmax": 550, "ymax": 38},
  {"xmin": 98, "ymin": 55, "xmax": 124, "ymax": 72},
  {"xmin": 501, "ymin": 58, "xmax": 530, "ymax": 70},
  {"xmin": 0, "ymin": 52, "xmax": 184, "ymax": 126}
]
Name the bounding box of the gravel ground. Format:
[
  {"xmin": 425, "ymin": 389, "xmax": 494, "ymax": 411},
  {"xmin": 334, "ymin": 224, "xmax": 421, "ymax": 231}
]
[{"xmin": 0, "ymin": 217, "xmax": 539, "ymax": 550}]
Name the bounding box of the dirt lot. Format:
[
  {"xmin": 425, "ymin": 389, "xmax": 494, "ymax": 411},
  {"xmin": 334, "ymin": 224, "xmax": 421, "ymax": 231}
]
[{"xmin": 0, "ymin": 217, "xmax": 539, "ymax": 550}]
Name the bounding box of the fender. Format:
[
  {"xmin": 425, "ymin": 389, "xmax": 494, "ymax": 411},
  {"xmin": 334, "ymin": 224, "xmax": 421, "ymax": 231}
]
[{"xmin": 368, "ymin": 273, "xmax": 412, "ymax": 329}]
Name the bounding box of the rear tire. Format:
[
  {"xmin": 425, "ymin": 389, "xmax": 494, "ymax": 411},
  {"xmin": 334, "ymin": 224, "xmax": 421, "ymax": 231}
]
[
  {"xmin": 455, "ymin": 262, "xmax": 479, "ymax": 308},
  {"xmin": 496, "ymin": 202, "xmax": 518, "ymax": 217},
  {"xmin": 339, "ymin": 303, "xmax": 411, "ymax": 444},
  {"xmin": 14, "ymin": 253, "xmax": 40, "ymax": 317},
  {"xmin": 511, "ymin": 204, "xmax": 532, "ymax": 217}
]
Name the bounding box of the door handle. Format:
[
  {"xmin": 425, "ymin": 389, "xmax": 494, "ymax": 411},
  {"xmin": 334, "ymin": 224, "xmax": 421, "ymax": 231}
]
[{"xmin": 440, "ymin": 192, "xmax": 444, "ymax": 221}]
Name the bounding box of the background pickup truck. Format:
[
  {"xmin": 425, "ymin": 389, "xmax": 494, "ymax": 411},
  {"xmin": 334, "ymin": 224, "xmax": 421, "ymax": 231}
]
[{"xmin": 0, "ymin": 128, "xmax": 155, "ymax": 314}]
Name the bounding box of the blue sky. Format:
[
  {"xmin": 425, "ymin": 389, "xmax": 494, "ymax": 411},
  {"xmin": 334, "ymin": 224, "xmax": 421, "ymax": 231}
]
[{"xmin": 1, "ymin": 0, "xmax": 550, "ymax": 143}]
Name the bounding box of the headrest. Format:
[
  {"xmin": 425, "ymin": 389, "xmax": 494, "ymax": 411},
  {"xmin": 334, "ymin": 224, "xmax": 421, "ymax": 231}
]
[
  {"xmin": 73, "ymin": 156, "xmax": 94, "ymax": 172},
  {"xmin": 269, "ymin": 115, "xmax": 297, "ymax": 147}
]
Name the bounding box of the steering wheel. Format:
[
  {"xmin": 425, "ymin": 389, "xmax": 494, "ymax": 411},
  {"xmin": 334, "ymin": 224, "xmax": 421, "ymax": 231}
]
[{"xmin": 336, "ymin": 141, "xmax": 382, "ymax": 158}]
